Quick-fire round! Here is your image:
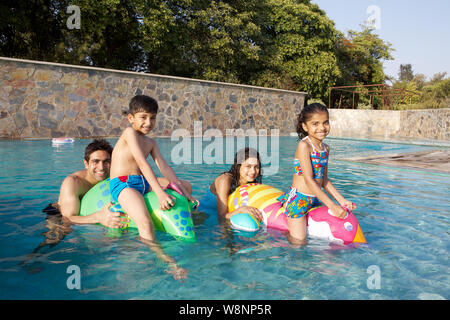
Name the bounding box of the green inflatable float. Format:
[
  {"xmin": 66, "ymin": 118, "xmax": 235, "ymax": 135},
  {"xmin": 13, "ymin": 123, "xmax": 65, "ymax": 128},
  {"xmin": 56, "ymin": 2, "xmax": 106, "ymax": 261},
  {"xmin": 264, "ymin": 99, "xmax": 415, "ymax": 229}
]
[{"xmin": 79, "ymin": 179, "xmax": 197, "ymax": 242}]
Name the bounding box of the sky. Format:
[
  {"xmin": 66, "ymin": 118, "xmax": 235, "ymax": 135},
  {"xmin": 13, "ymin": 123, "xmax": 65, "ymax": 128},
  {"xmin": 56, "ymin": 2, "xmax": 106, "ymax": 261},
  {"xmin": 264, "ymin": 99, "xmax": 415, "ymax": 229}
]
[{"xmin": 311, "ymin": 0, "xmax": 450, "ymax": 81}]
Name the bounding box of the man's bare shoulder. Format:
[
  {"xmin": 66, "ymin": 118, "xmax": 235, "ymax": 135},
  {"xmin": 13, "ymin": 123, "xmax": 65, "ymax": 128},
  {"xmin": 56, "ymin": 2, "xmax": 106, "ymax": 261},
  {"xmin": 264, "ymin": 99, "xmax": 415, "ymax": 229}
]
[
  {"xmin": 61, "ymin": 170, "xmax": 90, "ymax": 195},
  {"xmin": 64, "ymin": 170, "xmax": 86, "ymax": 183}
]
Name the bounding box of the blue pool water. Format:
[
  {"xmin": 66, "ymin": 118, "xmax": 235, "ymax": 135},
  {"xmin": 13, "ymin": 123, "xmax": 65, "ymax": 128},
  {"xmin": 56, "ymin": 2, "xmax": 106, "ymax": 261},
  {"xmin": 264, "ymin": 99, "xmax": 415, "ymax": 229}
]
[{"xmin": 0, "ymin": 137, "xmax": 448, "ymax": 300}]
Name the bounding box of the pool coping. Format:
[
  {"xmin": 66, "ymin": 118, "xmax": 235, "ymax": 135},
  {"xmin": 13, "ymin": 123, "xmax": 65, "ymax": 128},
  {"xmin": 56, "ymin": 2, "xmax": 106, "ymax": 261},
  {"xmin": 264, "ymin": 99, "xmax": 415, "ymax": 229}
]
[{"xmin": 339, "ymin": 149, "xmax": 450, "ymax": 174}]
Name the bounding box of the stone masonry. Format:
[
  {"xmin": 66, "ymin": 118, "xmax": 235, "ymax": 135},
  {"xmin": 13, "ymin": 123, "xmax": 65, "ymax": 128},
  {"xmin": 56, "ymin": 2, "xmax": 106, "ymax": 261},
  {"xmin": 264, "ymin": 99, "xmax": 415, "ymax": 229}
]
[
  {"xmin": 0, "ymin": 57, "xmax": 305, "ymax": 139},
  {"xmin": 1, "ymin": 57, "xmax": 448, "ymax": 141}
]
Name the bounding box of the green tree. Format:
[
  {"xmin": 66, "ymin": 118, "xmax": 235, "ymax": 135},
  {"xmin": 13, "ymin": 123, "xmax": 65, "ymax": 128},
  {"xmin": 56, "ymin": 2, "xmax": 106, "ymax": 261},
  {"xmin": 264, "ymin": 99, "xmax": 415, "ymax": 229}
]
[
  {"xmin": 335, "ymin": 26, "xmax": 393, "ymax": 87},
  {"xmin": 0, "ymin": 0, "xmax": 67, "ymax": 61},
  {"xmin": 58, "ymin": 0, "xmax": 145, "ymax": 70},
  {"xmin": 428, "ymin": 71, "xmax": 447, "ymax": 85},
  {"xmin": 398, "ymin": 64, "xmax": 414, "ymax": 82},
  {"xmin": 332, "ymin": 26, "xmax": 394, "ymax": 108},
  {"xmin": 250, "ymin": 0, "xmax": 341, "ymax": 99},
  {"xmin": 0, "ymin": 0, "xmax": 398, "ymax": 106},
  {"xmin": 140, "ymin": 0, "xmax": 342, "ymax": 98},
  {"xmin": 138, "ymin": 0, "xmax": 264, "ymax": 82}
]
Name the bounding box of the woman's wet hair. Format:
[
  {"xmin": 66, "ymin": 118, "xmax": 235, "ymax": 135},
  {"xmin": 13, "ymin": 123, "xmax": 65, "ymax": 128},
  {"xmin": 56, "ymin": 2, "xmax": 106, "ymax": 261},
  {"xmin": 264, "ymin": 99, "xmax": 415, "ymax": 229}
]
[
  {"xmin": 224, "ymin": 147, "xmax": 262, "ymax": 194},
  {"xmin": 295, "ymin": 103, "xmax": 329, "ymax": 139}
]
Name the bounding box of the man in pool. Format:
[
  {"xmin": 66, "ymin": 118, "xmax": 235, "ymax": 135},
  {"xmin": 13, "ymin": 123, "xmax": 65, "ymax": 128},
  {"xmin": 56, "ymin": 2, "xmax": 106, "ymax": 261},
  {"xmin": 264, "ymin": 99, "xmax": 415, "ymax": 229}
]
[{"xmin": 54, "ymin": 139, "xmax": 128, "ymax": 228}]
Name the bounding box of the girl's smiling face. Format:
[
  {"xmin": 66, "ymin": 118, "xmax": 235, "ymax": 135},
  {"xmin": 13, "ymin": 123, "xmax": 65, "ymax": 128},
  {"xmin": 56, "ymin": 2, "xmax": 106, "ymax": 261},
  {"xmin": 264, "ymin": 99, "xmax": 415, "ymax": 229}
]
[
  {"xmin": 239, "ymin": 157, "xmax": 261, "ymax": 184},
  {"xmin": 301, "ymin": 111, "xmax": 330, "ymax": 143}
]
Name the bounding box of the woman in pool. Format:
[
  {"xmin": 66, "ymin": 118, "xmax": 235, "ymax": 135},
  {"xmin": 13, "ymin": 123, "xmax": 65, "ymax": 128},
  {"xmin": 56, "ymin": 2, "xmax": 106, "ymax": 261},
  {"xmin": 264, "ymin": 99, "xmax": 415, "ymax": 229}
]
[{"xmin": 204, "ymin": 147, "xmax": 264, "ymax": 222}]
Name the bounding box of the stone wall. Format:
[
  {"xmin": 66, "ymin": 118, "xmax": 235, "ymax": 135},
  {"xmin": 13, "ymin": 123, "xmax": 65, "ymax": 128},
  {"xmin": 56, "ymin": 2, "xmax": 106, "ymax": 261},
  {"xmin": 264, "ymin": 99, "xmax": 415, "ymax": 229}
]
[
  {"xmin": 398, "ymin": 108, "xmax": 449, "ymax": 141},
  {"xmin": 0, "ymin": 57, "xmax": 306, "ymax": 139},
  {"xmin": 1, "ymin": 57, "xmax": 448, "ymax": 141},
  {"xmin": 329, "ymin": 108, "xmax": 449, "ymax": 141}
]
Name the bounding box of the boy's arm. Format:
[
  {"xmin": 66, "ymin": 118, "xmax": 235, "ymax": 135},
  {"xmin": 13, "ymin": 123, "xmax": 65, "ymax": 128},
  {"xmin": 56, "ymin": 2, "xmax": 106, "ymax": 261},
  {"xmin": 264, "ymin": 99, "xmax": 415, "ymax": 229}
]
[
  {"xmin": 150, "ymin": 140, "xmax": 195, "ymax": 199},
  {"xmin": 124, "ymin": 128, "xmax": 174, "ymax": 210},
  {"xmin": 124, "ymin": 128, "xmax": 165, "ymax": 194}
]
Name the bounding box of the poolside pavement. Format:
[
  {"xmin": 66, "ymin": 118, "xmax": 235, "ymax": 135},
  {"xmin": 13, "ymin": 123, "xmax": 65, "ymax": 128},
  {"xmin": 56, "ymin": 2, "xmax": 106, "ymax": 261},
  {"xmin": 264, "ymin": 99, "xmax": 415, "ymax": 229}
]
[{"xmin": 342, "ymin": 150, "xmax": 450, "ymax": 174}]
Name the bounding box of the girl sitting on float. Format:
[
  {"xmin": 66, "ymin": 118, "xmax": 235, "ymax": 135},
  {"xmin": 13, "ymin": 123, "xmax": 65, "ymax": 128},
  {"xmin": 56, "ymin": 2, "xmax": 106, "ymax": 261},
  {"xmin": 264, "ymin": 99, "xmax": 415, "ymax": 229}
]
[{"xmin": 278, "ymin": 103, "xmax": 356, "ymax": 244}]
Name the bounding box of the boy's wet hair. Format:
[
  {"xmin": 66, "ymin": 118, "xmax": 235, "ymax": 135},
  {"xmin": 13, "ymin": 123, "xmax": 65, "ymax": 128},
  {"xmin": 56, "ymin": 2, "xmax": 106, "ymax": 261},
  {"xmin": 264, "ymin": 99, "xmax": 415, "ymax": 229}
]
[
  {"xmin": 128, "ymin": 95, "xmax": 158, "ymax": 115},
  {"xmin": 295, "ymin": 103, "xmax": 329, "ymax": 139},
  {"xmin": 84, "ymin": 139, "xmax": 113, "ymax": 162}
]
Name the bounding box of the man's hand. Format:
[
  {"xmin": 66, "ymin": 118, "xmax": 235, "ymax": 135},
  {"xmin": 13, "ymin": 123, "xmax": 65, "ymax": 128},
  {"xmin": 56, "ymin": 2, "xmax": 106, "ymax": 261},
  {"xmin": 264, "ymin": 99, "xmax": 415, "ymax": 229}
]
[{"xmin": 98, "ymin": 202, "xmax": 129, "ymax": 228}]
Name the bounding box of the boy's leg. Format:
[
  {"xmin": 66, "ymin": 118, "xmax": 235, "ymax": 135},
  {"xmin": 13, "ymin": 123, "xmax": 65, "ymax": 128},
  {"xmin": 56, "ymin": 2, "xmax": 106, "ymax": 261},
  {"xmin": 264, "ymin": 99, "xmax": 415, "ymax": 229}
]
[
  {"xmin": 117, "ymin": 187, "xmax": 187, "ymax": 280},
  {"xmin": 117, "ymin": 188, "xmax": 155, "ymax": 241}
]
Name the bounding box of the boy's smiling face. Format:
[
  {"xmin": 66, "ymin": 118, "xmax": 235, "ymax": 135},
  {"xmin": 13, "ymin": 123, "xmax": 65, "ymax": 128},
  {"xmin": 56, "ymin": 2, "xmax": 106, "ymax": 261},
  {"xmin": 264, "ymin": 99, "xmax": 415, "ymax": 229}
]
[{"xmin": 128, "ymin": 111, "xmax": 157, "ymax": 135}]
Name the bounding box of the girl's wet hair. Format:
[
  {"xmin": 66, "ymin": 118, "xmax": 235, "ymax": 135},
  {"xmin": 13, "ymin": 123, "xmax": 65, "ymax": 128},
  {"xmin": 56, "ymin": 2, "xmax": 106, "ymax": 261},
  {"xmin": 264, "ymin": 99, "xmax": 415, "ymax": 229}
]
[
  {"xmin": 126, "ymin": 95, "xmax": 159, "ymax": 115},
  {"xmin": 295, "ymin": 103, "xmax": 329, "ymax": 139},
  {"xmin": 223, "ymin": 147, "xmax": 262, "ymax": 195}
]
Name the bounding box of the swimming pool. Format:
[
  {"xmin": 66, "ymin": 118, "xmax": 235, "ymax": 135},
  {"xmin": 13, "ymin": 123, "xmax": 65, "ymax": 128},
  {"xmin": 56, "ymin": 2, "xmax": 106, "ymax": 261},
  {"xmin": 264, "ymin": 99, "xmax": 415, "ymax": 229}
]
[{"xmin": 0, "ymin": 137, "xmax": 448, "ymax": 300}]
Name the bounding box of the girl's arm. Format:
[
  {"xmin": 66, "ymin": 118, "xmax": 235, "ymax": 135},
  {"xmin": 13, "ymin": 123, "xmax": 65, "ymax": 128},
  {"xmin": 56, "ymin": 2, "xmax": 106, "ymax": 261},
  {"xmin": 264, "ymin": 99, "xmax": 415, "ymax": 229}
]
[
  {"xmin": 215, "ymin": 174, "xmax": 263, "ymax": 221},
  {"xmin": 124, "ymin": 128, "xmax": 173, "ymax": 210},
  {"xmin": 296, "ymin": 142, "xmax": 347, "ymax": 218},
  {"xmin": 322, "ymin": 158, "xmax": 356, "ymax": 211}
]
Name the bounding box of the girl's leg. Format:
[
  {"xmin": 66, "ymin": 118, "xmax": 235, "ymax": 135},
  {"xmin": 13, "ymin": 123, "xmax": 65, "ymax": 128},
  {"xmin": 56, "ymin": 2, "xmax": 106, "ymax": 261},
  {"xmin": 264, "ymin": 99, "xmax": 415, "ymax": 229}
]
[
  {"xmin": 117, "ymin": 188, "xmax": 155, "ymax": 241},
  {"xmin": 287, "ymin": 216, "xmax": 307, "ymax": 245}
]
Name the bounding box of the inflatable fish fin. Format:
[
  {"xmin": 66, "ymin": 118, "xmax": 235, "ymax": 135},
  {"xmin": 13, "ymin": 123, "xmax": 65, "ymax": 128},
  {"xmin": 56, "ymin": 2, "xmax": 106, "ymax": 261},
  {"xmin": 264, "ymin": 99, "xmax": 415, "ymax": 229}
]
[{"xmin": 353, "ymin": 224, "xmax": 367, "ymax": 243}]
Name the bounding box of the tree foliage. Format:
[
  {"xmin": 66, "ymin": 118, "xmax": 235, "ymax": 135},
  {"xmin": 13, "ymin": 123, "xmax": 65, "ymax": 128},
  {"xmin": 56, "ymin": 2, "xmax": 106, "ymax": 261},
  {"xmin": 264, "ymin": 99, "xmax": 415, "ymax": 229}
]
[
  {"xmin": 248, "ymin": 0, "xmax": 341, "ymax": 99},
  {"xmin": 398, "ymin": 64, "xmax": 414, "ymax": 82},
  {"xmin": 1, "ymin": 0, "xmax": 399, "ymax": 105},
  {"xmin": 392, "ymin": 65, "xmax": 449, "ymax": 110},
  {"xmin": 335, "ymin": 26, "xmax": 393, "ymax": 87}
]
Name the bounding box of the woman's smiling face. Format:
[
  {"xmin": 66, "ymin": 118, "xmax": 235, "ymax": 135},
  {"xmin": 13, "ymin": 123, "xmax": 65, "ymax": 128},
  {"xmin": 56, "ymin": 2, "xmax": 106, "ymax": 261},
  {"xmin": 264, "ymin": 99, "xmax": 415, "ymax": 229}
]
[{"xmin": 239, "ymin": 157, "xmax": 260, "ymax": 184}]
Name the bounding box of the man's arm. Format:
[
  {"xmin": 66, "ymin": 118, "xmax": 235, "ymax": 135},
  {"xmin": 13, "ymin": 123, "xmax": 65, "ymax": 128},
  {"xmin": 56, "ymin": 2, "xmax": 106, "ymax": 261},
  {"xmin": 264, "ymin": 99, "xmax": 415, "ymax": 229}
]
[{"xmin": 58, "ymin": 175, "xmax": 126, "ymax": 227}]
